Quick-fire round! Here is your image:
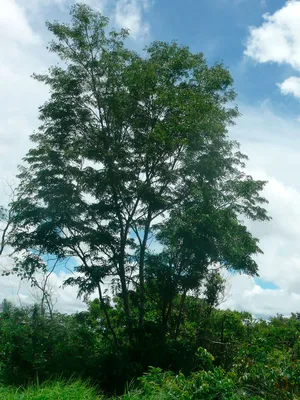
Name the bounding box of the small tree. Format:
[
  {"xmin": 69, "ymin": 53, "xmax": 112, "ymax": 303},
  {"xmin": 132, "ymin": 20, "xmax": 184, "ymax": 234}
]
[
  {"xmin": 0, "ymin": 181, "xmax": 59, "ymax": 316},
  {"xmin": 28, "ymin": 258, "xmax": 60, "ymax": 319},
  {"xmin": 11, "ymin": 4, "xmax": 269, "ymax": 344}
]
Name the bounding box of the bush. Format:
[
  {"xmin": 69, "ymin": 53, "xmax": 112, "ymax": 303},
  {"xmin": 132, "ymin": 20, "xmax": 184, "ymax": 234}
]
[
  {"xmin": 0, "ymin": 304, "xmax": 99, "ymax": 385},
  {"xmin": 120, "ymin": 364, "xmax": 236, "ymax": 399},
  {"xmin": 233, "ymin": 344, "xmax": 300, "ymax": 399}
]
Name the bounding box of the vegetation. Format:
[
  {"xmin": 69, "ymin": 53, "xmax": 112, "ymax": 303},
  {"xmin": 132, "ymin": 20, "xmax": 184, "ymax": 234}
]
[
  {"xmin": 1, "ymin": 302, "xmax": 300, "ymax": 399},
  {"xmin": 0, "ymin": 2, "xmax": 294, "ymax": 400},
  {"xmin": 0, "ymin": 380, "xmax": 99, "ymax": 400}
]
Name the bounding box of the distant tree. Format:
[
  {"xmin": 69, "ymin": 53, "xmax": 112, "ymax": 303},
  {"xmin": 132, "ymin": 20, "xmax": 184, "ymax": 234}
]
[
  {"xmin": 11, "ymin": 3, "xmax": 269, "ymax": 344},
  {"xmin": 0, "ymin": 180, "xmax": 60, "ymax": 317},
  {"xmin": 28, "ymin": 258, "xmax": 60, "ymax": 319}
]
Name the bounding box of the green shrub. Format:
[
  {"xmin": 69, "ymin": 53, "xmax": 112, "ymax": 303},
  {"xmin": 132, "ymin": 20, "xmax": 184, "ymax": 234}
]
[
  {"xmin": 233, "ymin": 345, "xmax": 300, "ymax": 399},
  {"xmin": 0, "ymin": 304, "xmax": 99, "ymax": 385},
  {"xmin": 123, "ymin": 365, "xmax": 236, "ymax": 399}
]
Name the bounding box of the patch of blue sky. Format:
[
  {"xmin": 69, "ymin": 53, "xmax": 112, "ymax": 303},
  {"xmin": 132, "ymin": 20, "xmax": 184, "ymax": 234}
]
[
  {"xmin": 129, "ymin": 228, "xmax": 163, "ymax": 254},
  {"xmin": 226, "ymin": 268, "xmax": 279, "ymax": 290},
  {"xmin": 41, "ymin": 253, "xmax": 77, "ymax": 274},
  {"xmin": 254, "ymin": 277, "xmax": 279, "ymax": 290}
]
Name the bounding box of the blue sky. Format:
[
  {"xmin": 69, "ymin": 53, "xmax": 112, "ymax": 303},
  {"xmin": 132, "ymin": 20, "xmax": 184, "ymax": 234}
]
[
  {"xmin": 146, "ymin": 0, "xmax": 300, "ymax": 117},
  {"xmin": 2, "ymin": 0, "xmax": 300, "ymax": 316}
]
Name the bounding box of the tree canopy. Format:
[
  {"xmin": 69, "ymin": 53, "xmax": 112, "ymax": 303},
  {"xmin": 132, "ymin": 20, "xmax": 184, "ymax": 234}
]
[{"xmin": 10, "ymin": 3, "xmax": 269, "ymax": 345}]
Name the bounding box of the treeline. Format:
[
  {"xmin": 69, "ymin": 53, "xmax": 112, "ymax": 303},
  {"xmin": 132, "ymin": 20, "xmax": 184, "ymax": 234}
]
[
  {"xmin": 0, "ymin": 294, "xmax": 232, "ymax": 393},
  {"xmin": 1, "ymin": 298, "xmax": 300, "ymax": 399}
]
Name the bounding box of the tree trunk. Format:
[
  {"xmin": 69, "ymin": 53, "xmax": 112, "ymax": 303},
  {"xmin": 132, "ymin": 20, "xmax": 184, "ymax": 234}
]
[
  {"xmin": 119, "ymin": 264, "xmax": 133, "ymax": 343},
  {"xmin": 138, "ymin": 215, "xmax": 151, "ymax": 332},
  {"xmin": 162, "ymin": 300, "xmax": 172, "ymax": 338},
  {"xmin": 97, "ymin": 282, "xmax": 120, "ymax": 347},
  {"xmin": 175, "ymin": 290, "xmax": 187, "ymax": 340}
]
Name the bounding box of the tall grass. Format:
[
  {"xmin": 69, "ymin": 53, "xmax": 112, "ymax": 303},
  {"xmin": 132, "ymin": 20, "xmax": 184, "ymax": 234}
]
[{"xmin": 0, "ymin": 380, "xmax": 100, "ymax": 400}]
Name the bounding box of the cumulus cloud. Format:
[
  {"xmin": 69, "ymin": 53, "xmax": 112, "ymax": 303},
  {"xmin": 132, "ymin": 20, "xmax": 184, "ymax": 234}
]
[
  {"xmin": 219, "ymin": 103, "xmax": 300, "ymax": 317},
  {"xmin": 114, "ymin": 0, "xmax": 150, "ymax": 39},
  {"xmin": 245, "ymin": 0, "xmax": 300, "ymax": 70},
  {"xmin": 244, "ymin": 1, "xmax": 300, "ymax": 100},
  {"xmin": 0, "ymin": 269, "xmax": 88, "ymax": 314},
  {"xmin": 278, "ymin": 76, "xmax": 300, "ymax": 99},
  {"xmin": 221, "ymin": 274, "xmax": 300, "ymax": 318}
]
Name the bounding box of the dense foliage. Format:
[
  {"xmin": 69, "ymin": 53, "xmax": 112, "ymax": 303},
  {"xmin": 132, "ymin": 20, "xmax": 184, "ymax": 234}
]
[{"xmin": 1, "ymin": 301, "xmax": 300, "ymax": 399}]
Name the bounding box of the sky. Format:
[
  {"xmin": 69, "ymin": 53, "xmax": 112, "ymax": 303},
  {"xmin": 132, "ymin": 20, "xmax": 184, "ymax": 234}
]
[{"xmin": 1, "ymin": 0, "xmax": 300, "ymax": 317}]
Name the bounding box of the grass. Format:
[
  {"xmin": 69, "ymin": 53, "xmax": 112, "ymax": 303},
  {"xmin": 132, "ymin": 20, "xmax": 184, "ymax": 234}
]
[
  {"xmin": 0, "ymin": 380, "xmax": 100, "ymax": 400},
  {"xmin": 0, "ymin": 382, "xmax": 285, "ymax": 400},
  {"xmin": 0, "ymin": 379, "xmax": 278, "ymax": 400},
  {"xmin": 0, "ymin": 382, "xmax": 184, "ymax": 400}
]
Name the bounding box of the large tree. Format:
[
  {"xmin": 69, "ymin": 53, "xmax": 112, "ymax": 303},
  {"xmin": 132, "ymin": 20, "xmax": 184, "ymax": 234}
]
[{"xmin": 11, "ymin": 4, "xmax": 269, "ymax": 344}]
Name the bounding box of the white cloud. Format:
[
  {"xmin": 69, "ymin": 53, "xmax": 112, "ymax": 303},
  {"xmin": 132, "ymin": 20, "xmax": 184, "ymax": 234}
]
[
  {"xmin": 278, "ymin": 76, "xmax": 300, "ymax": 98},
  {"xmin": 21, "ymin": 0, "xmax": 150, "ymax": 38},
  {"xmin": 221, "ymin": 274, "xmax": 300, "ymax": 318},
  {"xmin": 248, "ymin": 176, "xmax": 300, "ymax": 292},
  {"xmin": 245, "ymin": 1, "xmax": 300, "ymax": 70},
  {"xmin": 231, "ymin": 101, "xmax": 300, "ymax": 187},
  {"xmin": 0, "ymin": 0, "xmax": 40, "ymax": 45},
  {"xmin": 0, "ymin": 269, "xmax": 88, "ymax": 313},
  {"xmin": 114, "ymin": 0, "xmax": 150, "ymax": 39},
  {"xmin": 245, "ymin": 1, "xmax": 300, "ymax": 101},
  {"xmin": 0, "ymin": 1, "xmax": 48, "ymax": 200},
  {"xmin": 77, "ymin": 0, "xmax": 107, "ymax": 11},
  {"xmin": 219, "ymin": 103, "xmax": 300, "ymax": 316}
]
